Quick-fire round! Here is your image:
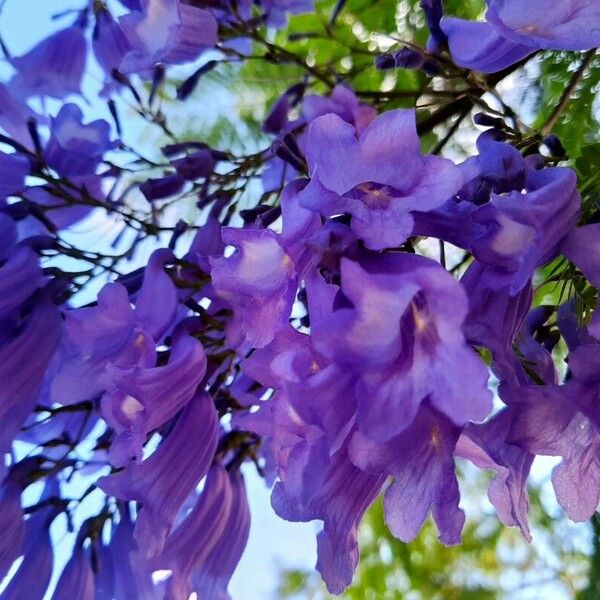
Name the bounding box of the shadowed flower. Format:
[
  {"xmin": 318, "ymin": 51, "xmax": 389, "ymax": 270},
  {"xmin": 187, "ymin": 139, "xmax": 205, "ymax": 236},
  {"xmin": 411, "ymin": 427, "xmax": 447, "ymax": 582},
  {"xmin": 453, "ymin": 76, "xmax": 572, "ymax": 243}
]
[
  {"xmin": 0, "ymin": 152, "xmax": 30, "ymax": 201},
  {"xmin": 0, "ymin": 247, "xmax": 44, "ymax": 323},
  {"xmin": 415, "ymin": 134, "xmax": 581, "ymax": 294},
  {"xmin": 0, "ymin": 461, "xmax": 32, "ymax": 582},
  {"xmin": 469, "ymin": 164, "xmax": 580, "ymax": 293},
  {"xmin": 92, "ymin": 8, "xmax": 134, "ymax": 76},
  {"xmin": 461, "ymin": 260, "xmax": 533, "ymax": 382},
  {"xmin": 1, "ymin": 498, "xmax": 57, "ymax": 600},
  {"xmin": 0, "ymin": 298, "xmax": 61, "ymax": 464},
  {"xmin": 0, "ymin": 83, "xmax": 42, "ymax": 146}
]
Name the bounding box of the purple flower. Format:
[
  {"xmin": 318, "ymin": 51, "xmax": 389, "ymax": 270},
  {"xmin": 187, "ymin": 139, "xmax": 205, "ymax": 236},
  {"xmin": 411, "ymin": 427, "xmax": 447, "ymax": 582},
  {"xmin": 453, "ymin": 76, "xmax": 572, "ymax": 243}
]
[
  {"xmin": 461, "ymin": 271, "xmax": 554, "ymax": 389},
  {"xmin": 313, "ymin": 254, "xmax": 492, "ymax": 441},
  {"xmin": 486, "ymin": 0, "xmax": 600, "ymax": 51},
  {"xmin": 0, "ymin": 215, "xmax": 16, "ymax": 262},
  {"xmin": 569, "ymin": 340, "xmax": 600, "ymax": 384},
  {"xmin": 557, "ymin": 300, "xmax": 597, "ymax": 352},
  {"xmin": 279, "ymin": 179, "xmax": 321, "ymax": 265},
  {"xmin": 139, "ymin": 174, "xmax": 186, "ymax": 201},
  {"xmin": 239, "ymin": 326, "xmax": 334, "ymax": 490},
  {"xmin": 513, "ymin": 306, "xmax": 558, "ymax": 384},
  {"xmin": 44, "ymin": 104, "xmax": 114, "ymax": 178},
  {"xmin": 154, "ymin": 464, "xmax": 251, "ymax": 600},
  {"xmin": 21, "ymin": 183, "xmax": 97, "ymax": 233},
  {"xmin": 350, "ymin": 404, "xmax": 465, "ymax": 545},
  {"xmin": 261, "ymin": 0, "xmax": 314, "ymax": 26},
  {"xmin": 442, "ymin": 18, "xmax": 533, "ymax": 73},
  {"xmin": 281, "ymin": 365, "xmax": 357, "ymax": 504},
  {"xmin": 248, "ymin": 253, "xmax": 493, "ymax": 593},
  {"xmin": 263, "ymin": 94, "xmax": 291, "ymax": 135},
  {"xmin": 456, "ymin": 408, "xmax": 533, "ymax": 539},
  {"xmin": 298, "ymin": 109, "xmax": 462, "ymax": 250},
  {"xmin": 119, "ymin": 0, "xmax": 218, "ymax": 73},
  {"xmin": 93, "ymin": 538, "xmax": 116, "ymax": 600},
  {"xmin": 262, "ymin": 84, "xmax": 376, "ymax": 193},
  {"xmin": 303, "ymin": 220, "xmax": 360, "ymax": 285},
  {"xmin": 420, "ymin": 0, "xmax": 447, "ymax": 52},
  {"xmin": 17, "ymin": 408, "xmax": 99, "ymax": 464},
  {"xmin": 273, "ymin": 445, "xmax": 385, "ymax": 594},
  {"xmin": 51, "ymin": 283, "xmax": 156, "ymax": 405},
  {"xmin": 10, "ymin": 27, "xmax": 87, "ymax": 98},
  {"xmin": 416, "ymin": 132, "xmax": 527, "ymax": 243},
  {"xmin": 92, "ymin": 9, "xmax": 134, "ymax": 75},
  {"xmin": 415, "ymin": 135, "xmax": 581, "ymax": 294},
  {"xmin": 101, "ymin": 329, "xmax": 207, "ymax": 466},
  {"xmin": 442, "ymin": 0, "xmax": 600, "ymax": 73},
  {"xmin": 51, "ymin": 248, "xmax": 177, "ymax": 405},
  {"xmin": 507, "ymin": 383, "xmax": 600, "ymax": 521},
  {"xmin": 469, "ymin": 164, "xmax": 580, "ymax": 293},
  {"xmin": 210, "ymin": 227, "xmax": 297, "ymax": 348},
  {"xmin": 99, "ymin": 393, "xmax": 218, "ymax": 556},
  {"xmin": 184, "ymin": 215, "xmax": 225, "ymax": 273},
  {"xmin": 562, "ymin": 224, "xmax": 600, "ymax": 288},
  {"xmin": 242, "ymin": 325, "xmax": 327, "ymax": 390},
  {"xmin": 301, "ymin": 84, "xmax": 377, "ymax": 135},
  {"xmin": 170, "ymin": 149, "xmax": 214, "ymax": 180},
  {"xmin": 119, "ymin": 0, "xmax": 142, "ymax": 8}
]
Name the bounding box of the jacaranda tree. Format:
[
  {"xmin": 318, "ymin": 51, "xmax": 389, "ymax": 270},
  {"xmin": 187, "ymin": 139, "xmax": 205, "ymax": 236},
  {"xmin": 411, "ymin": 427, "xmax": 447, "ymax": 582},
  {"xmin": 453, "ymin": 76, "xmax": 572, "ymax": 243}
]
[{"xmin": 0, "ymin": 0, "xmax": 599, "ymax": 597}]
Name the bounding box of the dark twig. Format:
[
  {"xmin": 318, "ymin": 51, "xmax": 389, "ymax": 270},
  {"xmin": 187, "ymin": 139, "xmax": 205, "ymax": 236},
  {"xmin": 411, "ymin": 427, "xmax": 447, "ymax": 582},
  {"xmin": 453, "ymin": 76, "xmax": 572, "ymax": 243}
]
[{"xmin": 541, "ymin": 49, "xmax": 597, "ymax": 136}]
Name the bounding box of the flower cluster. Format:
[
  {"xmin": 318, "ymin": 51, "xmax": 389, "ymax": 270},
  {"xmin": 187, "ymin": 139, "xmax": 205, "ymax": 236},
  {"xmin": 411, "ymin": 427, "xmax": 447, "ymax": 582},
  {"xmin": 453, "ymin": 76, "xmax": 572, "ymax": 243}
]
[{"xmin": 0, "ymin": 0, "xmax": 599, "ymax": 598}]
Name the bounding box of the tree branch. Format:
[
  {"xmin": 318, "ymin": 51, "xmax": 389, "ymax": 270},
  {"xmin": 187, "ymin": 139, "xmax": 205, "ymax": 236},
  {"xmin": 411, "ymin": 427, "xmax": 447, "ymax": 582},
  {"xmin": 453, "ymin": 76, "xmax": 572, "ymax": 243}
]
[{"xmin": 541, "ymin": 49, "xmax": 597, "ymax": 136}]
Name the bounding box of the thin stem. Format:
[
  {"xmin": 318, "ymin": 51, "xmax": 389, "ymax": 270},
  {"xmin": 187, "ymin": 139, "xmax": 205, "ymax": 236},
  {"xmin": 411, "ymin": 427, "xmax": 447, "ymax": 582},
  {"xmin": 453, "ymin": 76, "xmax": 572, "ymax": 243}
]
[
  {"xmin": 439, "ymin": 239, "xmax": 446, "ymax": 269},
  {"xmin": 417, "ymin": 55, "xmax": 533, "ymax": 135},
  {"xmin": 431, "ymin": 109, "xmax": 469, "ymax": 155},
  {"xmin": 541, "ymin": 49, "xmax": 597, "ymax": 136}
]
